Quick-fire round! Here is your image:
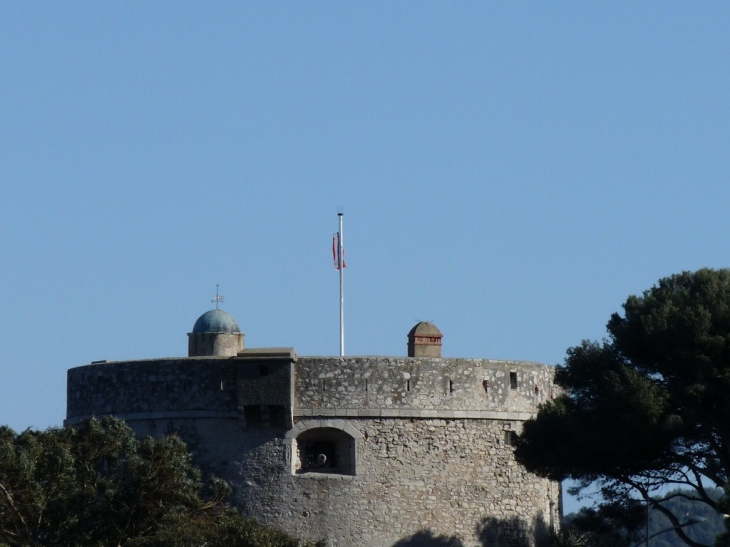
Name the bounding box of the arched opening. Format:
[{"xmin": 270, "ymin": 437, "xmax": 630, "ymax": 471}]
[
  {"xmin": 285, "ymin": 420, "xmax": 362, "ymax": 476},
  {"xmin": 294, "ymin": 427, "xmax": 357, "ymax": 475}
]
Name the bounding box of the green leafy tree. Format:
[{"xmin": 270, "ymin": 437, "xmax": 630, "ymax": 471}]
[
  {"xmin": 0, "ymin": 417, "xmax": 223, "ymax": 546},
  {"xmin": 127, "ymin": 511, "xmax": 324, "ymax": 547},
  {"xmin": 562, "ymin": 500, "xmax": 645, "ymax": 547},
  {"xmin": 515, "ymin": 269, "xmax": 730, "ymax": 547},
  {"xmin": 549, "ymin": 529, "xmax": 589, "ymax": 547},
  {"xmin": 559, "ymin": 488, "xmax": 725, "ymax": 547},
  {"xmin": 0, "ymin": 417, "xmax": 320, "ymax": 547},
  {"xmin": 648, "ymin": 488, "xmax": 724, "ymax": 547}
]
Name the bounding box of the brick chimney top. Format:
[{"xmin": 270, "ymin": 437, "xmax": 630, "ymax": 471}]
[{"xmin": 407, "ymin": 322, "xmax": 442, "ymax": 358}]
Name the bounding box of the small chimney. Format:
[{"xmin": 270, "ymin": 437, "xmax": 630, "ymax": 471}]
[{"xmin": 407, "ymin": 322, "xmax": 443, "ymax": 358}]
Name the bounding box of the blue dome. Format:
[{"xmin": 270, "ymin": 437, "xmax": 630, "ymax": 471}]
[{"xmin": 192, "ymin": 309, "xmax": 240, "ymax": 334}]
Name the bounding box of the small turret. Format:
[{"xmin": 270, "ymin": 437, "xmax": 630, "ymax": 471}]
[
  {"xmin": 187, "ymin": 309, "xmax": 244, "ymax": 356},
  {"xmin": 407, "ymin": 321, "xmax": 442, "ymax": 358}
]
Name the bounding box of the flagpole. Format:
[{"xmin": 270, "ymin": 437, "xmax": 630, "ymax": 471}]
[{"xmin": 338, "ymin": 212, "xmax": 345, "ymax": 356}]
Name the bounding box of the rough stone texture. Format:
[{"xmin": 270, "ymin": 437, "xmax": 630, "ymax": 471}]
[
  {"xmin": 295, "ymin": 357, "xmax": 555, "ymax": 413},
  {"xmin": 66, "ymin": 358, "xmax": 239, "ymax": 418},
  {"xmin": 188, "ymin": 332, "xmax": 244, "ymax": 357},
  {"xmin": 66, "ymin": 354, "xmax": 560, "ymax": 547}
]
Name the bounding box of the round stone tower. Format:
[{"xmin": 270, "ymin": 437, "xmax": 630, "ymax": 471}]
[
  {"xmin": 67, "ymin": 316, "xmax": 561, "ymax": 547},
  {"xmin": 187, "ymin": 309, "xmax": 244, "ymax": 356}
]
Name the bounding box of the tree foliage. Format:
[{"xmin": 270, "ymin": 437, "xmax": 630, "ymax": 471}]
[
  {"xmin": 648, "ymin": 488, "xmax": 725, "ymax": 547},
  {"xmin": 515, "ymin": 269, "xmax": 730, "ymax": 547},
  {"xmin": 561, "ymin": 499, "xmax": 645, "ymax": 547},
  {"xmin": 558, "ymin": 488, "xmax": 725, "ymax": 547},
  {"xmin": 126, "ymin": 511, "xmax": 322, "ymax": 547},
  {"xmin": 0, "ymin": 417, "xmax": 320, "ymax": 547}
]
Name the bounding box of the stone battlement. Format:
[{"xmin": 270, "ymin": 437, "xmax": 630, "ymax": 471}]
[{"xmin": 67, "ymin": 355, "xmax": 555, "ymax": 425}]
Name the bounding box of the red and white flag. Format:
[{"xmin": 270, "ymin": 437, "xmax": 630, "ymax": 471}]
[{"xmin": 332, "ymin": 232, "xmax": 346, "ymax": 270}]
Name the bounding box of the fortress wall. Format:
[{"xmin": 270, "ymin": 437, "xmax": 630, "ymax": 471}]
[
  {"xmin": 67, "ymin": 356, "xmax": 556, "ymax": 421},
  {"xmin": 279, "ymin": 417, "xmax": 558, "ymax": 547},
  {"xmin": 66, "ymin": 358, "xmax": 239, "ymax": 421},
  {"xmin": 236, "ymin": 358, "xmax": 293, "ymax": 407},
  {"xmin": 126, "ymin": 416, "xmax": 284, "ymax": 494},
  {"xmin": 295, "ymin": 357, "xmax": 555, "ymax": 413},
  {"xmin": 66, "ymin": 356, "xmax": 560, "ymax": 547},
  {"xmin": 119, "ymin": 415, "xmax": 558, "ymax": 547}
]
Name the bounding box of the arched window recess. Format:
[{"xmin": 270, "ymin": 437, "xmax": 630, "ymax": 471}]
[{"xmin": 285, "ymin": 419, "xmax": 363, "ymax": 476}]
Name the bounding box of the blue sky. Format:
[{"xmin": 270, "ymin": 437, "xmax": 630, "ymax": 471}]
[{"xmin": 1, "ymin": 2, "xmax": 729, "ymax": 513}]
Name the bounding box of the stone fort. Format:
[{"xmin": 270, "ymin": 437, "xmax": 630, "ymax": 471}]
[{"xmin": 66, "ymin": 309, "xmax": 561, "ymax": 547}]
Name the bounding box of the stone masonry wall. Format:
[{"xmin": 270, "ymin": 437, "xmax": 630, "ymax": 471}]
[
  {"xmin": 66, "ymin": 356, "xmax": 560, "ymax": 547},
  {"xmin": 272, "ymin": 417, "xmax": 558, "ymax": 546},
  {"xmin": 66, "ymin": 358, "xmax": 239, "ymax": 422},
  {"xmin": 294, "ymin": 357, "xmax": 555, "ymax": 415},
  {"xmin": 123, "ymin": 415, "xmax": 559, "ymax": 547}
]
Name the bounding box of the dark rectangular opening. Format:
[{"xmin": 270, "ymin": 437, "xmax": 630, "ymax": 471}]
[
  {"xmin": 244, "ymin": 406, "xmax": 263, "ymax": 428},
  {"xmin": 510, "ymin": 372, "xmax": 518, "ymax": 389},
  {"xmin": 267, "ymin": 405, "xmax": 287, "ymax": 428},
  {"xmin": 259, "ymin": 365, "xmax": 269, "ymax": 376}
]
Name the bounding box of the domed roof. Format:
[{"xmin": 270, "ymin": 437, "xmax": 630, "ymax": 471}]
[
  {"xmin": 192, "ymin": 309, "xmax": 240, "ymax": 334},
  {"xmin": 408, "ymin": 321, "xmax": 442, "ymax": 337}
]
